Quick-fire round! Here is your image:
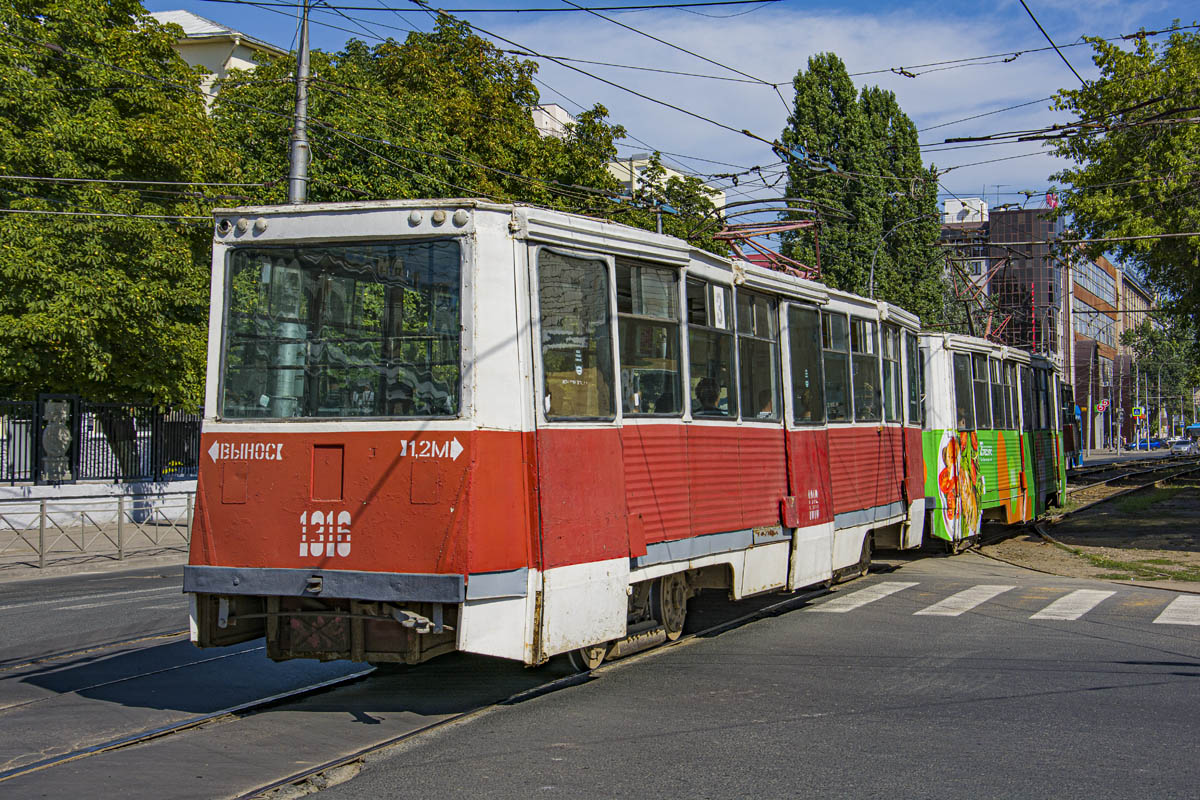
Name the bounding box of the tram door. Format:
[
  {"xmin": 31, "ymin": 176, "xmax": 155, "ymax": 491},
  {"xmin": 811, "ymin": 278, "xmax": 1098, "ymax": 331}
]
[{"xmin": 530, "ymin": 247, "xmax": 631, "ymax": 657}]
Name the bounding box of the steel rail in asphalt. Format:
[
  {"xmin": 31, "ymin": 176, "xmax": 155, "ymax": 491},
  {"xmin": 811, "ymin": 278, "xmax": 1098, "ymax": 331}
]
[
  {"xmin": 1066, "ymin": 456, "xmax": 1200, "ymax": 497},
  {"xmin": 0, "ymin": 629, "xmax": 189, "ymax": 673},
  {"xmin": 0, "ymin": 667, "xmax": 375, "ymax": 783},
  {"xmin": 0, "ymin": 643, "xmax": 266, "ymax": 716},
  {"xmin": 236, "ymin": 584, "xmax": 834, "ymax": 799}
]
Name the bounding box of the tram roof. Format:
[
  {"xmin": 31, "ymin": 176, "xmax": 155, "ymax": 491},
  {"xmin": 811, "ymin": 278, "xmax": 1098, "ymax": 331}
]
[{"xmin": 211, "ymin": 198, "xmax": 918, "ymax": 328}]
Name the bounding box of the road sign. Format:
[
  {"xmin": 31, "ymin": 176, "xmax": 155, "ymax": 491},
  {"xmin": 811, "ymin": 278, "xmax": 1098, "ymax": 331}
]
[
  {"xmin": 1131, "ymin": 406, "xmax": 1146, "ymax": 418},
  {"xmin": 1095, "ymin": 400, "xmax": 1109, "ymax": 413}
]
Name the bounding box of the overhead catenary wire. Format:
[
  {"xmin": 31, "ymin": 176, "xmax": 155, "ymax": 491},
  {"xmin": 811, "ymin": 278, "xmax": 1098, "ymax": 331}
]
[
  {"xmin": 0, "ymin": 174, "xmax": 271, "ymax": 188},
  {"xmin": 1015, "ymin": 0, "xmax": 1086, "ymax": 85},
  {"xmin": 555, "ymin": 0, "xmax": 792, "ymax": 112},
  {"xmin": 194, "ymin": 0, "xmax": 781, "ymax": 12},
  {"xmin": 0, "ymin": 207, "xmax": 209, "ymax": 221}
]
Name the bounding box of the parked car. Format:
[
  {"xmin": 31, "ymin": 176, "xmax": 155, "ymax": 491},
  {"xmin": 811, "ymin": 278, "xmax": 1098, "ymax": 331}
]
[
  {"xmin": 1170, "ymin": 438, "xmax": 1198, "ymax": 455},
  {"xmin": 1132, "ymin": 438, "xmax": 1167, "ymax": 450}
]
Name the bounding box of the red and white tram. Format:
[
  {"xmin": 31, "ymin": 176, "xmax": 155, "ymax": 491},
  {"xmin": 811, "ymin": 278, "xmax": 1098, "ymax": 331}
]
[{"xmin": 186, "ymin": 200, "xmax": 925, "ymax": 668}]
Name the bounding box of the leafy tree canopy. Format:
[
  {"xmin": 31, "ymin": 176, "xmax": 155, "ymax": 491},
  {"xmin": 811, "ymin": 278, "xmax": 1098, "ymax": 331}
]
[
  {"xmin": 1119, "ymin": 316, "xmax": 1200, "ymax": 430},
  {"xmin": 0, "ymin": 0, "xmax": 232, "ymax": 407},
  {"xmin": 0, "ymin": 10, "xmax": 723, "ymax": 408},
  {"xmin": 1050, "ymin": 30, "xmax": 1200, "ymax": 328},
  {"xmin": 213, "ymin": 19, "xmax": 721, "ymax": 248},
  {"xmin": 778, "ymin": 52, "xmax": 944, "ymax": 321}
]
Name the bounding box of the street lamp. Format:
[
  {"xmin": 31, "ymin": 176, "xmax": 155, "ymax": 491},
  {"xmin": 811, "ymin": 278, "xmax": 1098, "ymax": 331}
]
[{"xmin": 868, "ymin": 212, "xmax": 940, "ymax": 299}]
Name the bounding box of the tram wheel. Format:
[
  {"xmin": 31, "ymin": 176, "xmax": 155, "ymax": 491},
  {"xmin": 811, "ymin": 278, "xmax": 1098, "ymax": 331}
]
[
  {"xmin": 652, "ymin": 572, "xmax": 689, "ymax": 641},
  {"xmin": 857, "ymin": 535, "xmax": 873, "ymax": 578},
  {"xmin": 567, "ymin": 643, "xmax": 608, "ymax": 672}
]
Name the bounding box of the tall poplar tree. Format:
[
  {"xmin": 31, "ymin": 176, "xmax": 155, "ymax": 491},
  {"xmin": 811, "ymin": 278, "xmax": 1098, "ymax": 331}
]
[{"xmin": 779, "ymin": 54, "xmax": 943, "ymax": 321}]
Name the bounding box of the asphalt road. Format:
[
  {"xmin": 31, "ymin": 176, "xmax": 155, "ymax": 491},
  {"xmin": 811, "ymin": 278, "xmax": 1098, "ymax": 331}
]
[
  {"xmin": 322, "ymin": 553, "xmax": 1200, "ymax": 800},
  {"xmin": 0, "ymin": 564, "xmax": 188, "ymax": 665},
  {"xmin": 0, "ymin": 564, "xmax": 365, "ymax": 782},
  {"xmin": 3, "ymin": 555, "xmax": 1198, "ymax": 798}
]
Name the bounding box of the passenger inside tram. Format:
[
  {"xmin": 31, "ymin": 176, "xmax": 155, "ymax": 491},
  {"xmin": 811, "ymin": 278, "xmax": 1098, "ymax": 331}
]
[{"xmin": 695, "ymin": 377, "xmax": 725, "ymax": 415}]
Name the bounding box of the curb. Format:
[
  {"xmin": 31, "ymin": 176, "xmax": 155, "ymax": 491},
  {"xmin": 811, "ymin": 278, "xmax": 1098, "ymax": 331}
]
[{"xmin": 0, "ymin": 550, "xmax": 186, "ymax": 583}]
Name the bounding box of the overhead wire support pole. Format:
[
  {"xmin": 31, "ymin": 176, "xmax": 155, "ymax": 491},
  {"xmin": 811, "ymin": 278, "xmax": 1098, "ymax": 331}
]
[{"xmin": 289, "ymin": 0, "xmax": 312, "ymax": 204}]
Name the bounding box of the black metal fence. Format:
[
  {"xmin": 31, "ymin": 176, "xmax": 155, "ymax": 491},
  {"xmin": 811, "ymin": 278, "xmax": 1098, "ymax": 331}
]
[{"xmin": 1, "ymin": 396, "xmax": 201, "ymax": 485}]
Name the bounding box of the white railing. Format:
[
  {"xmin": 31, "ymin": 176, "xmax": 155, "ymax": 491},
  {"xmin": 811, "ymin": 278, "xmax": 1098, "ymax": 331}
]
[{"xmin": 0, "ymin": 491, "xmax": 193, "ymax": 568}]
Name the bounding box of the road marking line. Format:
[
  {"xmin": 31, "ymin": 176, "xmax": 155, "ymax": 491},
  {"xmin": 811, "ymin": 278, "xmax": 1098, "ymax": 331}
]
[
  {"xmin": 807, "ymin": 582, "xmax": 918, "ymax": 613},
  {"xmin": 914, "ymin": 585, "xmax": 1016, "ymax": 617},
  {"xmin": 1153, "ymin": 595, "xmax": 1200, "ymax": 626},
  {"xmin": 1030, "ymin": 589, "xmax": 1115, "ymax": 621},
  {"xmin": 0, "ymin": 586, "xmax": 179, "ymax": 613},
  {"xmin": 55, "ymin": 591, "xmax": 180, "ymax": 611}
]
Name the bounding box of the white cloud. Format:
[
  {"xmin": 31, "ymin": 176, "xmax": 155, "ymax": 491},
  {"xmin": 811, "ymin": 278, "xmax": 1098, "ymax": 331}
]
[{"xmin": 487, "ymin": 2, "xmax": 1173, "ymax": 207}]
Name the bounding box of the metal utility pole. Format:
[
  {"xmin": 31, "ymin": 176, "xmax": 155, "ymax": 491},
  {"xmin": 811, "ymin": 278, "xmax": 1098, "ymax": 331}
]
[{"xmin": 288, "ymin": 0, "xmax": 312, "ymax": 204}]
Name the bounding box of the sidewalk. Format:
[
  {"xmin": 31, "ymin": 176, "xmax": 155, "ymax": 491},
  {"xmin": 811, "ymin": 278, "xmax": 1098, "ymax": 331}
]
[
  {"xmin": 0, "ymin": 545, "xmax": 187, "ymax": 583},
  {"xmin": 1072, "ymin": 448, "xmax": 1170, "ymax": 468}
]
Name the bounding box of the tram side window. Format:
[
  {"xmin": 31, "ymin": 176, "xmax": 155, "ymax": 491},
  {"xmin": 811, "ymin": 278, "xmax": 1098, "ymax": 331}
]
[
  {"xmin": 538, "ymin": 250, "xmax": 614, "ymax": 420},
  {"xmin": 990, "ymin": 359, "xmax": 1008, "ymax": 429},
  {"xmin": 617, "ymin": 260, "xmax": 681, "ymax": 416},
  {"xmin": 788, "ymin": 306, "xmax": 824, "ymax": 424},
  {"xmin": 1006, "ymin": 362, "xmax": 1019, "ymax": 430},
  {"xmin": 972, "ymin": 354, "xmax": 991, "ymax": 429},
  {"xmin": 1032, "ymin": 369, "xmax": 1047, "ymax": 429},
  {"xmin": 850, "ymin": 318, "xmax": 881, "ymax": 422},
  {"xmin": 687, "ymin": 279, "xmax": 737, "ymax": 418},
  {"xmin": 822, "ymin": 312, "xmax": 850, "ymax": 421},
  {"xmin": 222, "ymin": 239, "xmax": 461, "ymax": 420},
  {"xmin": 1020, "ymin": 366, "xmax": 1034, "ymax": 431},
  {"xmin": 905, "ymin": 331, "xmax": 922, "ymax": 426},
  {"xmin": 953, "ymin": 353, "xmax": 975, "ymax": 430},
  {"xmin": 882, "ymin": 325, "xmax": 901, "ymax": 423},
  {"xmin": 736, "ymin": 290, "xmax": 780, "ymax": 421}
]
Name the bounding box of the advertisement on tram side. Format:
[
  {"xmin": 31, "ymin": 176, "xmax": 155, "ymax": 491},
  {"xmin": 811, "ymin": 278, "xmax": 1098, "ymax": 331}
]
[{"xmin": 923, "ymin": 428, "xmax": 983, "ymax": 542}]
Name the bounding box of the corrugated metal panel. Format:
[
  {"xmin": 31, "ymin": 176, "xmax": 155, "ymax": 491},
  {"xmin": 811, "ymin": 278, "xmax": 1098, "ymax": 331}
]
[
  {"xmin": 905, "ymin": 427, "xmax": 924, "ymax": 501},
  {"xmin": 827, "ymin": 427, "xmax": 904, "ymax": 516},
  {"xmin": 738, "ymin": 428, "xmax": 788, "ymax": 526},
  {"xmin": 536, "ymin": 428, "xmax": 629, "ymax": 569},
  {"xmin": 688, "ymin": 426, "xmax": 746, "ymax": 533},
  {"xmin": 788, "ymin": 428, "xmax": 834, "ymax": 524},
  {"xmin": 621, "ymin": 425, "xmax": 692, "ymax": 543}
]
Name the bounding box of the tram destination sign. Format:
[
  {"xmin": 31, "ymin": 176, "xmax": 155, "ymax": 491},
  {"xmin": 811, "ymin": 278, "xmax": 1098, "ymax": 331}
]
[{"xmin": 208, "ymin": 441, "xmax": 283, "ymax": 462}]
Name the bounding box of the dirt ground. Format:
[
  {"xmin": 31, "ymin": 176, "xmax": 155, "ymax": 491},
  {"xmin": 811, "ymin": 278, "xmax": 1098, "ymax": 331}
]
[{"xmin": 978, "ymin": 474, "xmax": 1200, "ymax": 592}]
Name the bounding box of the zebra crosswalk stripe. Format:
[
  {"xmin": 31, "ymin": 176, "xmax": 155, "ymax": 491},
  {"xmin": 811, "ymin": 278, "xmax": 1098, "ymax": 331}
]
[
  {"xmin": 808, "ymin": 582, "xmax": 918, "ymax": 613},
  {"xmin": 1153, "ymin": 595, "xmax": 1200, "ymax": 626},
  {"xmin": 1029, "ymin": 589, "xmax": 1115, "ymax": 621},
  {"xmin": 913, "ymin": 585, "xmax": 1016, "ymax": 617}
]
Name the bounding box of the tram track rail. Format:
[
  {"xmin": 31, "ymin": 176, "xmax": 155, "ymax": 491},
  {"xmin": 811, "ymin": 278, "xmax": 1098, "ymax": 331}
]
[
  {"xmin": 0, "ymin": 579, "xmax": 837, "ymax": 797},
  {"xmin": 236, "ymin": 584, "xmax": 833, "ymax": 799},
  {"xmin": 0, "ymin": 667, "xmax": 374, "ymax": 784},
  {"xmin": 1065, "ymin": 456, "xmax": 1200, "ymax": 507}
]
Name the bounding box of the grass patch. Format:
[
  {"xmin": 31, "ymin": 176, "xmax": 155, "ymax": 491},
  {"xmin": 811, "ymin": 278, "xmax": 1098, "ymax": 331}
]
[
  {"xmin": 1044, "ymin": 495, "xmax": 1082, "ymax": 518},
  {"xmin": 1047, "ymin": 540, "xmax": 1200, "ymax": 581},
  {"xmin": 1114, "ymin": 486, "xmax": 1183, "ymax": 514}
]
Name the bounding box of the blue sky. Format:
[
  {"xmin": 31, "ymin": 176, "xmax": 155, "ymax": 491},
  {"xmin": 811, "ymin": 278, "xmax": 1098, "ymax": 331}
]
[{"xmin": 143, "ymin": 0, "xmax": 1193, "ymax": 212}]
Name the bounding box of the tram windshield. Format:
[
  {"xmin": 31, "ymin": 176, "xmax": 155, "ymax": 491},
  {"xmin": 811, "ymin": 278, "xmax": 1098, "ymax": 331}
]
[{"xmin": 221, "ymin": 239, "xmax": 461, "ymax": 419}]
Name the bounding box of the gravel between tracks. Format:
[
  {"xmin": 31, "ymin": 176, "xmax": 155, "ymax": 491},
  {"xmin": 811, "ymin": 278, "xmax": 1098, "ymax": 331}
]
[{"xmin": 979, "ymin": 474, "xmax": 1200, "ymax": 592}]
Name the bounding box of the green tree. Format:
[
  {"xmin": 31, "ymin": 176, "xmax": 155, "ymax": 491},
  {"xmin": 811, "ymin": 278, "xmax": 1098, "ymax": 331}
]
[
  {"xmin": 213, "ymin": 20, "xmax": 721, "ymax": 244},
  {"xmin": 1120, "ymin": 317, "xmax": 1200, "ymax": 434},
  {"xmin": 0, "ymin": 0, "xmax": 232, "ymax": 409},
  {"xmin": 1050, "ymin": 30, "xmax": 1200, "ymax": 325},
  {"xmin": 779, "ymin": 53, "xmax": 943, "ymax": 320}
]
